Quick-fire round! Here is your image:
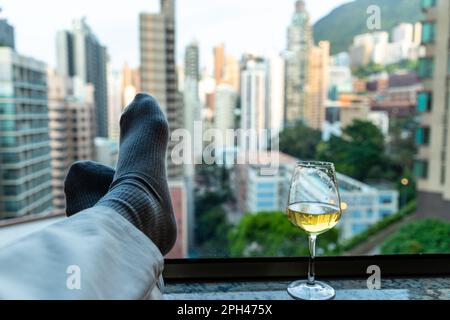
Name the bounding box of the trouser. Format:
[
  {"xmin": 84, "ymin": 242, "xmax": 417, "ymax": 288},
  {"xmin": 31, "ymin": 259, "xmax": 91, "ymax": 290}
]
[{"xmin": 0, "ymin": 206, "xmax": 165, "ymax": 300}]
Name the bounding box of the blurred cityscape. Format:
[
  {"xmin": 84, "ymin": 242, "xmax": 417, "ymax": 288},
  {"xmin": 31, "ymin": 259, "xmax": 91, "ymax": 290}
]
[{"xmin": 0, "ymin": 0, "xmax": 449, "ymax": 258}]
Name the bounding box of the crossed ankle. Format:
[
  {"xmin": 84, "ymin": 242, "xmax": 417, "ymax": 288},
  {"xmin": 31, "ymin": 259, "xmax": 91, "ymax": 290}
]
[{"xmin": 95, "ymin": 178, "xmax": 176, "ymax": 255}]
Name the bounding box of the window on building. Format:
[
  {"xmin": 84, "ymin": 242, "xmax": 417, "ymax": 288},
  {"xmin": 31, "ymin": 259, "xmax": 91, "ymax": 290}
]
[
  {"xmin": 415, "ymin": 127, "xmax": 431, "ymax": 145},
  {"xmin": 414, "ymin": 160, "xmax": 429, "ymax": 179},
  {"xmin": 352, "ymin": 224, "xmax": 368, "ymax": 235},
  {"xmin": 379, "ymin": 195, "xmax": 393, "ymax": 204},
  {"xmin": 421, "ymin": 0, "xmax": 437, "ymax": 9},
  {"xmin": 421, "ymin": 22, "xmax": 436, "ymax": 44},
  {"xmin": 417, "ymin": 91, "xmax": 432, "ymax": 112},
  {"xmin": 418, "ymin": 58, "xmax": 434, "ymax": 79}
]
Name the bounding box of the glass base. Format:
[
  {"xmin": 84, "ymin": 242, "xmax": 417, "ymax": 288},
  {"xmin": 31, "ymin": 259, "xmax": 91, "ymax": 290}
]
[{"xmin": 287, "ymin": 280, "xmax": 336, "ymax": 300}]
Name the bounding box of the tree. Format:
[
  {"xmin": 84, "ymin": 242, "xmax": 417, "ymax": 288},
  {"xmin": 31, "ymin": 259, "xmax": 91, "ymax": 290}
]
[
  {"xmin": 381, "ymin": 219, "xmax": 450, "ymax": 254},
  {"xmin": 196, "ymin": 206, "xmax": 231, "ymax": 257},
  {"xmin": 316, "ymin": 120, "xmax": 386, "ymax": 181},
  {"xmin": 228, "ymin": 212, "xmax": 339, "ymax": 258},
  {"xmin": 353, "ymin": 60, "xmax": 418, "ymax": 78},
  {"xmin": 387, "ymin": 116, "xmax": 418, "ymax": 172},
  {"xmin": 353, "ymin": 62, "xmax": 385, "ymax": 78},
  {"xmin": 279, "ymin": 122, "xmax": 322, "ymax": 160}
]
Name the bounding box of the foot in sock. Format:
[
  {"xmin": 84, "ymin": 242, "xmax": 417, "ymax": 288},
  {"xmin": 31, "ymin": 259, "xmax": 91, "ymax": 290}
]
[
  {"xmin": 64, "ymin": 161, "xmax": 115, "ymax": 217},
  {"xmin": 95, "ymin": 93, "xmax": 177, "ymax": 256}
]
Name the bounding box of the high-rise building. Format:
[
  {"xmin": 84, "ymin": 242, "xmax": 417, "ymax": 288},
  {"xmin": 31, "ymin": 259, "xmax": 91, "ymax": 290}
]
[
  {"xmin": 0, "ymin": 19, "xmax": 14, "ymax": 49},
  {"xmin": 94, "ymin": 137, "xmax": 119, "ymax": 168},
  {"xmin": 184, "ymin": 41, "xmax": 201, "ymax": 139},
  {"xmin": 416, "ymin": 0, "xmax": 450, "ymax": 218},
  {"xmin": 329, "ymin": 56, "xmax": 353, "ymax": 100},
  {"xmin": 213, "ymin": 43, "xmax": 240, "ymax": 92},
  {"xmin": 140, "ymin": 0, "xmax": 184, "ymax": 180},
  {"xmin": 307, "ymin": 41, "xmax": 330, "ymax": 130},
  {"xmin": 349, "ymin": 32, "xmax": 389, "ymax": 68},
  {"xmin": 185, "ymin": 41, "xmax": 200, "ymax": 81},
  {"xmin": 121, "ymin": 63, "xmax": 141, "ymax": 106},
  {"xmin": 214, "ymin": 43, "xmax": 225, "ymax": 86},
  {"xmin": 56, "ymin": 18, "xmax": 109, "ymax": 138},
  {"xmin": 47, "ymin": 69, "xmax": 96, "ymax": 211},
  {"xmin": 214, "ymin": 84, "xmax": 238, "ymax": 134},
  {"xmin": 223, "ymin": 55, "xmax": 240, "ymax": 92},
  {"xmin": 392, "ymin": 23, "xmax": 414, "ymax": 43},
  {"xmin": 140, "ymin": 0, "xmax": 188, "ymax": 257},
  {"xmin": 285, "ymin": 1, "xmax": 328, "ymax": 130},
  {"xmin": 0, "ymin": 46, "xmax": 53, "ymax": 218},
  {"xmin": 240, "ymin": 57, "xmax": 268, "ymax": 135},
  {"xmin": 107, "ymin": 66, "xmax": 122, "ymax": 140},
  {"xmin": 183, "ymin": 41, "xmax": 201, "ymax": 252},
  {"xmin": 199, "ymin": 69, "xmax": 216, "ymax": 125},
  {"xmin": 267, "ymin": 53, "xmax": 285, "ymax": 135}
]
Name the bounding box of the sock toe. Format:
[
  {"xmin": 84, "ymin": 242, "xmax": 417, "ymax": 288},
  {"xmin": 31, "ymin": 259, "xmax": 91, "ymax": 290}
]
[{"xmin": 65, "ymin": 161, "xmax": 115, "ymax": 217}]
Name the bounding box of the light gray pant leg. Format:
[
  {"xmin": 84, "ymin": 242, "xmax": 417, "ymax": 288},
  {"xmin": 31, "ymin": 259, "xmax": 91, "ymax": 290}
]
[{"xmin": 0, "ymin": 206, "xmax": 164, "ymax": 300}]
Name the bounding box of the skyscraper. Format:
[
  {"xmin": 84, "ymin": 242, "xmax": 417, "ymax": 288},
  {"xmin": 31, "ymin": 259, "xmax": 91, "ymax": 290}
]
[
  {"xmin": 184, "ymin": 40, "xmax": 202, "ymax": 139},
  {"xmin": 213, "ymin": 43, "xmax": 240, "ymax": 92},
  {"xmin": 140, "ymin": 0, "xmax": 188, "ymax": 258},
  {"xmin": 107, "ymin": 66, "xmax": 122, "ymax": 140},
  {"xmin": 267, "ymin": 53, "xmax": 285, "ymax": 135},
  {"xmin": 215, "ymin": 84, "xmax": 238, "ymax": 133},
  {"xmin": 307, "ymin": 41, "xmax": 330, "ymax": 130},
  {"xmin": 47, "ymin": 69, "xmax": 96, "ymax": 211},
  {"xmin": 214, "ymin": 43, "xmax": 225, "ymax": 86},
  {"xmin": 416, "ymin": 0, "xmax": 450, "ymax": 218},
  {"xmin": 223, "ymin": 55, "xmax": 241, "ymax": 93},
  {"xmin": 185, "ymin": 41, "xmax": 200, "ymax": 81},
  {"xmin": 121, "ymin": 63, "xmax": 141, "ymax": 107},
  {"xmin": 140, "ymin": 0, "xmax": 184, "ymax": 180},
  {"xmin": 0, "ymin": 31, "xmax": 53, "ymax": 218},
  {"xmin": 183, "ymin": 41, "xmax": 201, "ymax": 253},
  {"xmin": 285, "ymin": 0, "xmax": 313, "ymax": 127},
  {"xmin": 285, "ymin": 1, "xmax": 329, "ymax": 130},
  {"xmin": 0, "ymin": 19, "xmax": 14, "ymax": 49},
  {"xmin": 240, "ymin": 56, "xmax": 269, "ymax": 150},
  {"xmin": 56, "ymin": 18, "xmax": 109, "ymax": 138}
]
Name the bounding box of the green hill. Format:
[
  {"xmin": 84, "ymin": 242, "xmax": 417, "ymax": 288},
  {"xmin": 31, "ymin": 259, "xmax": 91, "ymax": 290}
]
[{"xmin": 313, "ymin": 0, "xmax": 423, "ymax": 55}]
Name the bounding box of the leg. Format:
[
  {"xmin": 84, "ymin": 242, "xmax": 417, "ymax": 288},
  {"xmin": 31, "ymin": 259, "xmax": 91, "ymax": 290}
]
[
  {"xmin": 0, "ymin": 94, "xmax": 176, "ymax": 299},
  {"xmin": 0, "ymin": 207, "xmax": 164, "ymax": 299}
]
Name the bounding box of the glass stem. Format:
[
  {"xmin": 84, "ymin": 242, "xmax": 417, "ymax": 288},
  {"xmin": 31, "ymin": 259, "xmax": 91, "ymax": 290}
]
[{"xmin": 307, "ymin": 235, "xmax": 317, "ymax": 286}]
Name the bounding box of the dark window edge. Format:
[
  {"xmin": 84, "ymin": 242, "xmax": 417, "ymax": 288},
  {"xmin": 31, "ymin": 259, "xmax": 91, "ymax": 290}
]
[{"xmin": 164, "ymin": 254, "xmax": 450, "ymax": 281}]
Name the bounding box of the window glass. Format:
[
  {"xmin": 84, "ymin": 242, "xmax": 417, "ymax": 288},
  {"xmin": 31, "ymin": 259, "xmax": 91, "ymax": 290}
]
[{"xmin": 0, "ymin": 0, "xmax": 449, "ymax": 261}]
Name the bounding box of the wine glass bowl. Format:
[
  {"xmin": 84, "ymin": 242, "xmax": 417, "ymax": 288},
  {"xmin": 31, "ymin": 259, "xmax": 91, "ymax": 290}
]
[{"xmin": 286, "ymin": 161, "xmax": 342, "ymax": 300}]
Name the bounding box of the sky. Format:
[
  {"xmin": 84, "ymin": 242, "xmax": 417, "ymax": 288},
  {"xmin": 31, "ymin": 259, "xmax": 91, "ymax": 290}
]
[{"xmin": 0, "ymin": 0, "xmax": 350, "ymax": 70}]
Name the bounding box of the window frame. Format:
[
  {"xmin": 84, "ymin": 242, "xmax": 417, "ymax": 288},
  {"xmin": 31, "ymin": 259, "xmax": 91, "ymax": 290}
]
[{"xmin": 164, "ymin": 254, "xmax": 450, "ymax": 281}]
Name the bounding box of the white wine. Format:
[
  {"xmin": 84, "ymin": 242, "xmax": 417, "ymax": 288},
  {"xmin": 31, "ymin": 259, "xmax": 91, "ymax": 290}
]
[{"xmin": 287, "ymin": 202, "xmax": 341, "ymax": 235}]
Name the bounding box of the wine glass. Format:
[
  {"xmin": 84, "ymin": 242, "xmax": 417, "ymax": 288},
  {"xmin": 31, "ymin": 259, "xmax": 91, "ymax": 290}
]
[{"xmin": 286, "ymin": 161, "xmax": 342, "ymax": 300}]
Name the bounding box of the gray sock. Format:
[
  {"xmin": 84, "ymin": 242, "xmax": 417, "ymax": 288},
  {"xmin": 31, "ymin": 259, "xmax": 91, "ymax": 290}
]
[
  {"xmin": 64, "ymin": 161, "xmax": 114, "ymax": 217},
  {"xmin": 96, "ymin": 93, "xmax": 177, "ymax": 255}
]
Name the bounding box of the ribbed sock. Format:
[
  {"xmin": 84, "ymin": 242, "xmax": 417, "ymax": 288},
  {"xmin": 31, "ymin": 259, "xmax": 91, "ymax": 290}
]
[
  {"xmin": 95, "ymin": 93, "xmax": 177, "ymax": 255},
  {"xmin": 64, "ymin": 161, "xmax": 114, "ymax": 217}
]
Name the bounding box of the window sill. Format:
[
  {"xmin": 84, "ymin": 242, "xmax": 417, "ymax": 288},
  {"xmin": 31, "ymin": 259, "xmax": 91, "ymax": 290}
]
[{"xmin": 165, "ymin": 277, "xmax": 450, "ymax": 300}]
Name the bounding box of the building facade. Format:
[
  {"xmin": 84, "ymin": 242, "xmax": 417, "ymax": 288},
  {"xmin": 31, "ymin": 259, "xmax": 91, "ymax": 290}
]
[
  {"xmin": 240, "ymin": 56, "xmax": 268, "ymax": 136},
  {"xmin": 56, "ymin": 18, "xmax": 109, "ymax": 138},
  {"xmin": 47, "ymin": 69, "xmax": 96, "ymax": 211},
  {"xmin": 0, "ymin": 47, "xmax": 53, "ymax": 218},
  {"xmin": 285, "ymin": 1, "xmax": 328, "ymax": 130},
  {"xmin": 416, "ymin": 0, "xmax": 450, "ymax": 218},
  {"xmin": 140, "ymin": 0, "xmax": 184, "ymax": 180},
  {"xmin": 0, "ymin": 19, "xmax": 14, "ymax": 49},
  {"xmin": 214, "ymin": 84, "xmax": 238, "ymax": 133}
]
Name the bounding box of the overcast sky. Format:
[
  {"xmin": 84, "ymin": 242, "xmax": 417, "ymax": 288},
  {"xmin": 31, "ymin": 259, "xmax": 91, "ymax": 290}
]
[{"xmin": 0, "ymin": 0, "xmax": 350, "ymax": 70}]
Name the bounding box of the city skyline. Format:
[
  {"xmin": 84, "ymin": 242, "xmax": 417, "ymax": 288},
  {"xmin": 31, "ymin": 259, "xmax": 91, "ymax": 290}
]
[{"xmin": 0, "ymin": 0, "xmax": 350, "ymax": 69}]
